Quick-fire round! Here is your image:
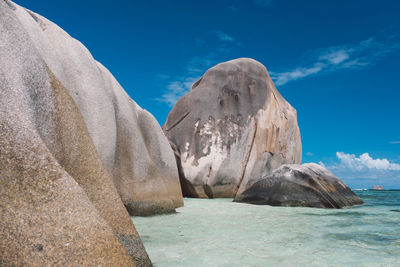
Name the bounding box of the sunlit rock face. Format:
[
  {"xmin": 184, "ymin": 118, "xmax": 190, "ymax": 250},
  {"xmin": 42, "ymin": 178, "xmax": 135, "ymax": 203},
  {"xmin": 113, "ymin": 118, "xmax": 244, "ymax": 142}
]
[
  {"xmin": 9, "ymin": 1, "xmax": 183, "ymax": 216},
  {"xmin": 234, "ymin": 163, "xmax": 364, "ymax": 208},
  {"xmin": 0, "ymin": 1, "xmax": 152, "ymax": 265},
  {"xmin": 163, "ymin": 58, "xmax": 302, "ymax": 198}
]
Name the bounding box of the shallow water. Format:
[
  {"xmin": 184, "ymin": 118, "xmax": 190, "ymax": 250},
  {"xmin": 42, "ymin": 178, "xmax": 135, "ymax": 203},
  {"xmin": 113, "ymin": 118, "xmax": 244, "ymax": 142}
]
[{"xmin": 132, "ymin": 191, "xmax": 400, "ymax": 266}]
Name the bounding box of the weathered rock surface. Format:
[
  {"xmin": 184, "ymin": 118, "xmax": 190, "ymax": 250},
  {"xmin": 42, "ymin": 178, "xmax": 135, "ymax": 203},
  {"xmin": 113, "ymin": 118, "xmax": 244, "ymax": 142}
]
[
  {"xmin": 0, "ymin": 1, "xmax": 153, "ymax": 266},
  {"xmin": 9, "ymin": 1, "xmax": 183, "ymax": 216},
  {"xmin": 163, "ymin": 58, "xmax": 302, "ymax": 198},
  {"xmin": 234, "ymin": 163, "xmax": 364, "ymax": 208}
]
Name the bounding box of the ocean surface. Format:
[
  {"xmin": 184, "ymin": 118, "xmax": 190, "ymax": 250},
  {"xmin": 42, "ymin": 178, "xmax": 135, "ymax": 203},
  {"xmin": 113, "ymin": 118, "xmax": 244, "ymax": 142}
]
[{"xmin": 132, "ymin": 191, "xmax": 400, "ymax": 267}]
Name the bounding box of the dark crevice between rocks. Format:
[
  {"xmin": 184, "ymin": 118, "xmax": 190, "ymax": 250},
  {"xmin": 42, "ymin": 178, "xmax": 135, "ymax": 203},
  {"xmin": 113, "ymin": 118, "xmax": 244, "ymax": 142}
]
[
  {"xmin": 27, "ymin": 10, "xmax": 40, "ymax": 23},
  {"xmin": 25, "ymin": 8, "xmax": 47, "ymax": 31},
  {"xmin": 233, "ymin": 118, "xmax": 258, "ymax": 197},
  {"xmin": 203, "ymin": 184, "xmax": 214, "ymax": 198},
  {"xmin": 191, "ymin": 77, "xmax": 203, "ymax": 90},
  {"xmin": 169, "ymin": 142, "xmax": 198, "ymax": 197}
]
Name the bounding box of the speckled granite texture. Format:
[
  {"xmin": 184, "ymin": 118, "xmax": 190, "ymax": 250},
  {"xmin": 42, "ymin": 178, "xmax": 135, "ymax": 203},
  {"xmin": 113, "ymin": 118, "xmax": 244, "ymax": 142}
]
[
  {"xmin": 0, "ymin": 1, "xmax": 153, "ymax": 266},
  {"xmin": 10, "ymin": 0, "xmax": 183, "ymax": 216}
]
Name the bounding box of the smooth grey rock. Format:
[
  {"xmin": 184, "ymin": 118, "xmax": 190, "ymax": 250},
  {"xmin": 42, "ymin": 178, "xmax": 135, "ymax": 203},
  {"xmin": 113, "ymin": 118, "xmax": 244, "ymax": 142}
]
[
  {"xmin": 163, "ymin": 58, "xmax": 302, "ymax": 198},
  {"xmin": 234, "ymin": 163, "xmax": 364, "ymax": 208},
  {"xmin": 11, "ymin": 2, "xmax": 183, "ymax": 216}
]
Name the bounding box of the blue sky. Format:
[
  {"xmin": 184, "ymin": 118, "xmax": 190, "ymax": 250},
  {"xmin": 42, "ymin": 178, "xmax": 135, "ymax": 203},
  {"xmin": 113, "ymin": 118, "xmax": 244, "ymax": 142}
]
[{"xmin": 16, "ymin": 0, "xmax": 400, "ymax": 188}]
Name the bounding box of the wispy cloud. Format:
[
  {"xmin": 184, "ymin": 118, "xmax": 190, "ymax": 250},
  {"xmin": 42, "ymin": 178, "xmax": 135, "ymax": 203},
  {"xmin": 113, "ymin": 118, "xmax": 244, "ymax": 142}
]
[
  {"xmin": 255, "ymin": 0, "xmax": 272, "ymax": 7},
  {"xmin": 306, "ymin": 152, "xmax": 314, "ymax": 156},
  {"xmin": 157, "ymin": 32, "xmax": 243, "ymax": 106},
  {"xmin": 270, "ymin": 63, "xmax": 325, "ymax": 87},
  {"xmin": 156, "ymin": 77, "xmax": 199, "ymax": 107},
  {"xmin": 270, "ymin": 37, "xmax": 400, "ymax": 86},
  {"xmin": 319, "ymin": 49, "xmax": 350, "ymax": 64},
  {"xmin": 156, "ymin": 53, "xmax": 220, "ymax": 107},
  {"xmin": 228, "ymin": 6, "xmax": 238, "ymax": 12},
  {"xmin": 211, "ymin": 30, "xmax": 234, "ymax": 42},
  {"xmin": 390, "ymin": 141, "xmax": 400, "ymax": 144}
]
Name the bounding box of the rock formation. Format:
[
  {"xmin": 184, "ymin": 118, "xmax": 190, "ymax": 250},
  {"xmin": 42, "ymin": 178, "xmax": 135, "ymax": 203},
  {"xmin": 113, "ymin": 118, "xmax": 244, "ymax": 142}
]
[
  {"xmin": 8, "ymin": 1, "xmax": 183, "ymax": 216},
  {"xmin": 163, "ymin": 58, "xmax": 302, "ymax": 198},
  {"xmin": 0, "ymin": 0, "xmax": 186, "ymax": 265},
  {"xmin": 234, "ymin": 163, "xmax": 364, "ymax": 208}
]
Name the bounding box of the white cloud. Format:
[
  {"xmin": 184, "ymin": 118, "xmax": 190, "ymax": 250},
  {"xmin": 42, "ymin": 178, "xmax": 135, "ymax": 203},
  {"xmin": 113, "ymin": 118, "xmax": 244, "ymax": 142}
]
[
  {"xmin": 318, "ymin": 152, "xmax": 400, "ymax": 188},
  {"xmin": 211, "ymin": 30, "xmax": 234, "ymax": 42},
  {"xmin": 390, "ymin": 141, "xmax": 400, "ymax": 144},
  {"xmin": 336, "ymin": 152, "xmax": 400, "ymax": 171},
  {"xmin": 320, "ymin": 152, "xmax": 400, "ymax": 182},
  {"xmin": 255, "ymin": 0, "xmax": 272, "ymax": 7},
  {"xmin": 270, "ymin": 36, "xmax": 400, "ymax": 86},
  {"xmin": 306, "ymin": 152, "xmax": 314, "ymax": 156}
]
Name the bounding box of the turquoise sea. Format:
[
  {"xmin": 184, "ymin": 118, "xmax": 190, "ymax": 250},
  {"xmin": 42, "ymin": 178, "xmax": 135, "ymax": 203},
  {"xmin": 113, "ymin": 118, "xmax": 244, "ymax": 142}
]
[{"xmin": 133, "ymin": 191, "xmax": 400, "ymax": 267}]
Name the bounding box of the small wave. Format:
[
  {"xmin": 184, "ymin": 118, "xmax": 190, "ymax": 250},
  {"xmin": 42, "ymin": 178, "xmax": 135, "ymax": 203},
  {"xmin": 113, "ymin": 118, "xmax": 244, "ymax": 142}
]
[{"xmin": 303, "ymin": 211, "xmax": 369, "ymax": 217}]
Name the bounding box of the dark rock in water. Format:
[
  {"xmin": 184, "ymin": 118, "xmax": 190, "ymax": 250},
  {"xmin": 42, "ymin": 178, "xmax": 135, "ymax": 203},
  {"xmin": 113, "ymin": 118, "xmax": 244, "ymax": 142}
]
[
  {"xmin": 234, "ymin": 163, "xmax": 363, "ymax": 208},
  {"xmin": 163, "ymin": 58, "xmax": 302, "ymax": 198}
]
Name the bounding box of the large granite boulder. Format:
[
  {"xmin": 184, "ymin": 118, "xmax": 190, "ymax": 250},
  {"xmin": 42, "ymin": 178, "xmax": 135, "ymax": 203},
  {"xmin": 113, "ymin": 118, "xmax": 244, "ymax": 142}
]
[
  {"xmin": 0, "ymin": 1, "xmax": 152, "ymax": 266},
  {"xmin": 234, "ymin": 163, "xmax": 364, "ymax": 208},
  {"xmin": 163, "ymin": 58, "xmax": 302, "ymax": 198},
  {"xmin": 9, "ymin": 1, "xmax": 183, "ymax": 215}
]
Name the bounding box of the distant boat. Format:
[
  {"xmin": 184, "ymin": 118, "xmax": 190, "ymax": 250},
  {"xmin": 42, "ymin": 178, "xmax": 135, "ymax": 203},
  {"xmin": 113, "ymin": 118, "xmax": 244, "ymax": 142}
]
[{"xmin": 372, "ymin": 185, "xmax": 384, "ymax": 190}]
